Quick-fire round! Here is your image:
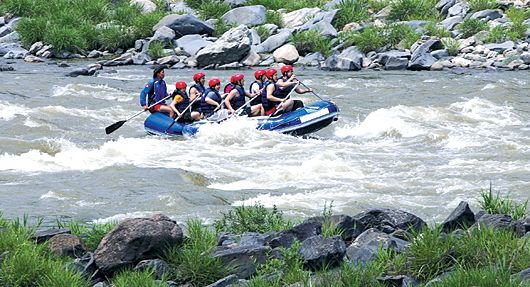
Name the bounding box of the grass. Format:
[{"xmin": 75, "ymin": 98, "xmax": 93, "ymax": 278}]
[
  {"xmin": 442, "ymin": 37, "xmax": 459, "ymax": 56},
  {"xmin": 56, "ymin": 219, "xmax": 117, "ymax": 252},
  {"xmin": 246, "ymin": 0, "xmax": 328, "ymax": 12},
  {"xmin": 467, "ymin": 0, "xmax": 499, "ymax": 11},
  {"xmin": 431, "ymin": 266, "xmax": 526, "ymax": 287},
  {"xmin": 340, "ymin": 23, "xmax": 420, "ymax": 52},
  {"xmin": 255, "ymin": 25, "xmax": 272, "ymax": 41},
  {"xmin": 505, "ymin": 7, "xmax": 530, "ymax": 41},
  {"xmin": 458, "ymin": 18, "xmax": 489, "ymax": 38},
  {"xmin": 213, "ymin": 203, "xmax": 293, "ymax": 234},
  {"xmin": 111, "ymin": 268, "xmax": 169, "ymax": 287},
  {"xmin": 332, "ymin": 0, "xmax": 371, "ymax": 30},
  {"xmin": 487, "ymin": 25, "xmax": 507, "ymax": 43},
  {"xmin": 387, "ymin": 0, "xmax": 440, "ymax": 21},
  {"xmin": 183, "ymin": 0, "xmax": 231, "ymax": 20},
  {"xmin": 266, "ymin": 10, "xmax": 284, "ymax": 29},
  {"xmin": 212, "ymin": 19, "xmax": 236, "ymax": 37},
  {"xmin": 479, "ymin": 184, "xmax": 528, "ymax": 220},
  {"xmin": 148, "ymin": 41, "xmax": 166, "ymax": 59},
  {"xmin": 321, "ymin": 202, "xmax": 344, "ymax": 238},
  {"xmin": 423, "ymin": 22, "xmax": 452, "ymax": 38},
  {"xmin": 290, "ymin": 30, "xmax": 334, "ymax": 57}
]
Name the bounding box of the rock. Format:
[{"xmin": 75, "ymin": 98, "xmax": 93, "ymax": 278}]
[
  {"xmin": 452, "ymin": 56, "xmax": 471, "ymax": 67},
  {"xmin": 134, "ymin": 259, "xmax": 172, "ymax": 279},
  {"xmin": 378, "ymin": 275, "xmax": 418, "ymax": 287},
  {"xmin": 430, "ymin": 60, "xmax": 445, "ymax": 70},
  {"xmin": 68, "ymin": 252, "xmax": 103, "ymax": 282},
  {"xmin": 157, "ymin": 55, "xmax": 180, "ymax": 66},
  {"xmin": 196, "ymin": 25, "xmax": 251, "ymax": 67},
  {"xmin": 378, "ymin": 50, "xmax": 411, "ymax": 64},
  {"xmin": 205, "ymin": 274, "xmax": 239, "ymax": 287},
  {"xmin": 346, "ymin": 228, "xmax": 409, "ymax": 266},
  {"xmin": 471, "ymin": 9, "xmax": 502, "ymax": 21},
  {"xmin": 48, "ymin": 234, "xmax": 86, "ymax": 258},
  {"xmin": 283, "ymin": 8, "xmax": 322, "ymax": 29},
  {"xmin": 29, "ymin": 41, "xmax": 44, "ymax": 54},
  {"xmin": 431, "ymin": 49, "xmax": 449, "ymax": 59},
  {"xmin": 104, "ymin": 52, "xmax": 134, "ymax": 66},
  {"xmin": 33, "ymin": 228, "xmax": 71, "ymax": 243},
  {"xmin": 221, "ymin": 5, "xmax": 266, "ymax": 27},
  {"xmin": 473, "ymin": 213, "xmax": 526, "ymax": 237},
  {"xmin": 153, "ymin": 14, "xmax": 214, "ymax": 37},
  {"xmin": 408, "ymin": 39, "xmax": 443, "ymax": 70},
  {"xmin": 151, "ymin": 26, "xmax": 176, "ymax": 43},
  {"xmin": 168, "ymin": 1, "xmax": 195, "ymax": 15},
  {"xmin": 296, "ymin": 52, "xmax": 324, "ymax": 67},
  {"xmin": 2, "ymin": 46, "xmax": 28, "ymax": 59},
  {"xmin": 0, "ymin": 31, "xmax": 19, "ymax": 43},
  {"xmin": 385, "ymin": 57, "xmax": 409, "ymax": 70},
  {"xmin": 132, "ymin": 52, "xmax": 150, "ymax": 65},
  {"xmin": 254, "ymin": 29, "xmax": 292, "ymax": 53},
  {"xmin": 35, "ymin": 45, "xmax": 54, "ymax": 57},
  {"xmin": 297, "ymin": 9, "xmax": 339, "ymax": 34},
  {"xmin": 507, "ymin": 59, "xmax": 524, "ymax": 70},
  {"xmin": 66, "ymin": 68, "xmax": 95, "ymax": 77},
  {"xmin": 94, "ymin": 214, "xmax": 183, "ymax": 275},
  {"xmin": 299, "ymin": 235, "xmax": 346, "ymax": 270},
  {"xmin": 212, "ymin": 245, "xmax": 269, "ymax": 279},
  {"xmin": 441, "ymin": 15, "xmax": 463, "ymax": 30},
  {"xmin": 24, "ymin": 55, "xmax": 44, "ymax": 63},
  {"xmin": 176, "ymin": 34, "xmax": 211, "ymax": 56},
  {"xmin": 448, "ymin": 2, "xmax": 469, "ymax": 17},
  {"xmin": 0, "ymin": 26, "xmax": 12, "ymax": 38},
  {"xmin": 515, "ymin": 267, "xmax": 530, "ymax": 282},
  {"xmin": 352, "ymin": 208, "xmax": 427, "ymax": 235},
  {"xmin": 268, "ymin": 220, "xmax": 322, "ymax": 249},
  {"xmin": 305, "ymin": 214, "xmax": 364, "ymax": 241},
  {"xmin": 0, "ymin": 17, "xmax": 4, "ymax": 26},
  {"xmin": 442, "ymin": 201, "xmax": 475, "ymax": 232},
  {"xmin": 484, "ymin": 41, "xmax": 515, "ymax": 53},
  {"xmin": 0, "ymin": 64, "xmax": 14, "ymax": 71},
  {"xmin": 273, "ymin": 43, "xmax": 299, "ymax": 64},
  {"xmin": 242, "ymin": 50, "xmax": 260, "ymax": 66},
  {"xmin": 437, "ymin": 0, "xmax": 456, "ymax": 15},
  {"xmin": 131, "ymin": 0, "xmax": 157, "ymax": 13}
]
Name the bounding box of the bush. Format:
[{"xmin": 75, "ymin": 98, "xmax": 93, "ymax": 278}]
[
  {"xmin": 384, "ymin": 23, "xmax": 421, "ymax": 49},
  {"xmin": 441, "ymin": 37, "xmax": 460, "ymax": 56},
  {"xmin": 505, "ymin": 7, "xmax": 530, "ymax": 41},
  {"xmin": 339, "ymin": 27, "xmax": 385, "ymax": 53},
  {"xmin": 56, "ymin": 219, "xmax": 117, "ymax": 252},
  {"xmin": 253, "ymin": 241, "xmax": 310, "ymax": 286},
  {"xmin": 458, "ymin": 18, "xmax": 488, "ymax": 38},
  {"xmin": 112, "ymin": 269, "xmax": 169, "ymax": 287},
  {"xmin": 290, "ymin": 30, "xmax": 333, "ymax": 57},
  {"xmin": 266, "ymin": 10, "xmax": 284, "ymax": 28},
  {"xmin": 423, "ymin": 22, "xmax": 452, "ymax": 38},
  {"xmin": 14, "ymin": 17, "xmax": 48, "ymax": 48},
  {"xmin": 246, "ymin": 0, "xmax": 327, "ymax": 11},
  {"xmin": 212, "ymin": 19, "xmax": 236, "ymax": 37},
  {"xmin": 479, "ymin": 185, "xmax": 528, "ymax": 220},
  {"xmin": 333, "ymin": 0, "xmax": 371, "ymax": 30},
  {"xmin": 467, "ymin": 0, "xmax": 499, "ymax": 11},
  {"xmin": 431, "ymin": 266, "xmax": 525, "ymax": 287},
  {"xmin": 368, "ymin": 0, "xmax": 391, "ymax": 13},
  {"xmin": 486, "ymin": 25, "xmax": 507, "ymax": 43},
  {"xmin": 255, "ymin": 25, "xmax": 271, "ymax": 41},
  {"xmin": 388, "ymin": 0, "xmax": 440, "ymax": 21},
  {"xmin": 148, "ymin": 41, "xmax": 166, "ymax": 59},
  {"xmin": 213, "ymin": 203, "xmax": 293, "ymax": 234}
]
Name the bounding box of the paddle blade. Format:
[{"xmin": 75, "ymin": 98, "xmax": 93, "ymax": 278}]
[{"xmin": 105, "ymin": 120, "xmax": 126, "ymax": 134}]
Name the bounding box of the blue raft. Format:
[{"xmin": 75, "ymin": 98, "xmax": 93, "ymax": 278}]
[{"xmin": 144, "ymin": 100, "xmax": 339, "ymax": 137}]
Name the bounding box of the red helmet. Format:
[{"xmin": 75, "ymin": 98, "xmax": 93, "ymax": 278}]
[
  {"xmin": 209, "ymin": 78, "xmax": 221, "ymax": 87},
  {"xmin": 281, "ymin": 65, "xmax": 293, "ymax": 74},
  {"xmin": 233, "ymin": 73, "xmax": 244, "ymax": 83},
  {"xmin": 265, "ymin": 68, "xmax": 277, "ymax": 79},
  {"xmin": 175, "ymin": 81, "xmax": 187, "ymax": 90},
  {"xmin": 193, "ymin": 72, "xmax": 205, "ymax": 82},
  {"xmin": 254, "ymin": 69, "xmax": 266, "ymax": 80}
]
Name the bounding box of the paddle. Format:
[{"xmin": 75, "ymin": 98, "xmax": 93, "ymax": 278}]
[
  {"xmin": 299, "ymin": 81, "xmax": 324, "ymax": 101},
  {"xmin": 219, "ymin": 93, "xmax": 261, "ymax": 123},
  {"xmin": 164, "ymin": 94, "xmax": 202, "ymax": 133},
  {"xmin": 105, "ymin": 94, "xmax": 172, "ymax": 135},
  {"xmin": 258, "ymin": 82, "xmax": 299, "ymax": 131}
]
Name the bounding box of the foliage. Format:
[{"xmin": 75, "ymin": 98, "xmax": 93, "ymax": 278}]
[
  {"xmin": 148, "ymin": 41, "xmax": 166, "ymax": 59},
  {"xmin": 505, "ymin": 7, "xmax": 530, "ymax": 41},
  {"xmin": 212, "ymin": 19, "xmax": 236, "ymax": 37},
  {"xmin": 441, "ymin": 37, "xmax": 459, "ymax": 56},
  {"xmin": 200, "ymin": 0, "xmax": 231, "ymax": 20},
  {"xmin": 388, "ymin": 0, "xmax": 440, "ymax": 21},
  {"xmin": 479, "ymin": 184, "xmax": 528, "ymax": 220},
  {"xmin": 112, "ymin": 269, "xmax": 169, "ymax": 287},
  {"xmin": 290, "ymin": 30, "xmax": 334, "ymax": 57},
  {"xmin": 486, "ymin": 25, "xmax": 507, "ymax": 43},
  {"xmin": 266, "ymin": 10, "xmax": 284, "ymax": 29},
  {"xmin": 458, "ymin": 18, "xmax": 488, "ymax": 38},
  {"xmin": 36, "ymin": 260, "xmax": 91, "ymax": 287},
  {"xmin": 430, "ymin": 266, "xmax": 525, "ymax": 287},
  {"xmin": 368, "ymin": 0, "xmax": 391, "ymax": 13},
  {"xmin": 321, "ymin": 201, "xmax": 344, "ymax": 238},
  {"xmin": 56, "ymin": 219, "xmax": 117, "ymax": 251},
  {"xmin": 423, "ymin": 22, "xmax": 452, "ymax": 38},
  {"xmin": 164, "ymin": 219, "xmax": 225, "ymax": 286},
  {"xmin": 255, "ymin": 25, "xmax": 271, "ymax": 41},
  {"xmin": 214, "ymin": 203, "xmax": 293, "ymax": 234},
  {"xmin": 384, "ymin": 23, "xmax": 421, "ymax": 49},
  {"xmin": 333, "ymin": 0, "xmax": 371, "ymax": 30},
  {"xmin": 467, "ymin": 0, "xmax": 499, "ymax": 11},
  {"xmin": 339, "ymin": 27, "xmax": 385, "ymax": 53},
  {"xmin": 246, "ymin": 0, "xmax": 328, "ymax": 11}
]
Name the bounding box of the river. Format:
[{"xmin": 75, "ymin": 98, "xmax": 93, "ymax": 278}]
[{"xmin": 0, "ymin": 60, "xmax": 528, "ymax": 225}]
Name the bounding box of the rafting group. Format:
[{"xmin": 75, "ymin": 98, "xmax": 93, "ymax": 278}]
[{"xmin": 139, "ymin": 65, "xmax": 315, "ymax": 124}]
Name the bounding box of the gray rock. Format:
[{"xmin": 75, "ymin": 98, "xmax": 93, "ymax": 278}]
[
  {"xmin": 437, "ymin": 0, "xmax": 456, "ymax": 15},
  {"xmin": 94, "ymin": 214, "xmax": 183, "ymax": 275},
  {"xmin": 377, "ymin": 275, "xmax": 419, "ymax": 287},
  {"xmin": 29, "ymin": 42, "xmax": 44, "ymax": 55},
  {"xmin": 431, "ymin": 49, "xmax": 449, "ymax": 59},
  {"xmin": 48, "ymin": 234, "xmax": 86, "ymax": 258},
  {"xmin": 339, "ymin": 46, "xmax": 364, "ymax": 66},
  {"xmin": 297, "ymin": 9, "xmax": 339, "ymax": 33},
  {"xmin": 250, "ymin": 28, "xmax": 261, "ymax": 46},
  {"xmin": 378, "ymin": 50, "xmax": 412, "ymax": 64},
  {"xmin": 515, "ymin": 267, "xmax": 530, "ymax": 282},
  {"xmin": 176, "ymin": 34, "xmax": 211, "ymax": 56},
  {"xmin": 222, "ymin": 5, "xmax": 267, "ymax": 27},
  {"xmin": 283, "ymin": 8, "xmax": 322, "ymax": 29},
  {"xmin": 305, "ymin": 214, "xmax": 364, "ymax": 241},
  {"xmin": 33, "ymin": 228, "xmax": 71, "ymax": 244},
  {"xmin": 255, "ymin": 29, "xmax": 292, "ymax": 53},
  {"xmin": 448, "ymin": 2, "xmax": 469, "ymax": 17},
  {"xmin": 471, "ymin": 9, "xmax": 502, "ymax": 21},
  {"xmin": 408, "ymin": 39, "xmax": 443, "ymax": 70},
  {"xmin": 399, "ymin": 20, "xmax": 430, "ymax": 30},
  {"xmin": 168, "ymin": 1, "xmax": 196, "ymax": 15},
  {"xmin": 484, "ymin": 41, "xmax": 515, "ymax": 53},
  {"xmin": 6, "ymin": 17, "xmax": 21, "ymax": 29},
  {"xmin": 346, "ymin": 228, "xmax": 409, "ymax": 265},
  {"xmin": 268, "ymin": 220, "xmax": 322, "ymax": 249},
  {"xmin": 205, "ymin": 274, "xmax": 239, "ymax": 287},
  {"xmin": 87, "ymin": 50, "xmax": 104, "ymax": 58},
  {"xmin": 196, "ymin": 25, "xmax": 251, "ymax": 67},
  {"xmin": 153, "ymin": 14, "xmax": 214, "ymax": 37},
  {"xmin": 131, "ymin": 0, "xmax": 157, "ymax": 13},
  {"xmin": 474, "ymin": 213, "xmax": 526, "ymax": 237},
  {"xmin": 68, "ymin": 252, "xmax": 103, "ymax": 282},
  {"xmin": 103, "ymin": 53, "xmax": 134, "ymax": 66},
  {"xmin": 132, "ymin": 52, "xmax": 151, "ymax": 65},
  {"xmin": 0, "ymin": 17, "xmax": 5, "ymax": 26},
  {"xmin": 134, "ymin": 259, "xmax": 172, "ymax": 279},
  {"xmin": 352, "ymin": 208, "xmax": 427, "ymax": 234},
  {"xmin": 0, "ymin": 26, "xmax": 12, "ymax": 38},
  {"xmin": 0, "ymin": 31, "xmax": 19, "ymax": 43},
  {"xmin": 0, "ymin": 64, "xmax": 14, "ymax": 71},
  {"xmin": 24, "ymin": 55, "xmax": 44, "ymax": 63},
  {"xmin": 212, "ymin": 245, "xmax": 269, "ymax": 279},
  {"xmin": 442, "ymin": 201, "xmax": 475, "ymax": 232},
  {"xmin": 157, "ymin": 55, "xmax": 180, "ymax": 66},
  {"xmin": 273, "ymin": 43, "xmax": 299, "ymax": 64},
  {"xmin": 242, "ymin": 50, "xmax": 260, "ymax": 66},
  {"xmin": 296, "ymin": 52, "xmax": 325, "ymax": 67},
  {"xmin": 441, "ymin": 15, "xmax": 463, "ymax": 30},
  {"xmin": 66, "ymin": 68, "xmax": 94, "ymax": 77},
  {"xmin": 299, "ymin": 235, "xmax": 346, "ymax": 270},
  {"xmin": 309, "ymin": 21, "xmax": 338, "ymax": 38},
  {"xmin": 35, "ymin": 45, "xmax": 54, "ymax": 58},
  {"xmin": 151, "ymin": 26, "xmax": 176, "ymax": 43},
  {"xmin": 385, "ymin": 57, "xmax": 409, "ymax": 70}
]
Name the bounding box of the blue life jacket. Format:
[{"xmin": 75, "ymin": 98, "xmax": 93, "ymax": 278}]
[
  {"xmin": 201, "ymin": 88, "xmax": 222, "ymax": 117},
  {"xmin": 172, "ymin": 90, "xmax": 190, "ymax": 113},
  {"xmin": 190, "ymin": 83, "xmax": 205, "ymax": 112},
  {"xmin": 249, "ymin": 81, "xmax": 263, "ymax": 106},
  {"xmin": 278, "ymin": 76, "xmax": 294, "ymax": 99},
  {"xmin": 139, "ymin": 78, "xmax": 156, "ymax": 106},
  {"xmin": 261, "ymin": 81, "xmax": 280, "ymax": 110},
  {"xmin": 229, "ymin": 85, "xmax": 246, "ymax": 110}
]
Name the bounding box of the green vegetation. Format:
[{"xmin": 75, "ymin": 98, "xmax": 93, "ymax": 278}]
[
  {"xmin": 56, "ymin": 219, "xmax": 117, "ymax": 251},
  {"xmin": 487, "ymin": 25, "xmax": 507, "ymax": 43},
  {"xmin": 255, "ymin": 25, "xmax": 272, "ymax": 41},
  {"xmin": 467, "ymin": 0, "xmax": 499, "ymax": 11},
  {"xmin": 112, "ymin": 269, "xmax": 169, "ymax": 287},
  {"xmin": 387, "ymin": 0, "xmax": 440, "ymax": 21},
  {"xmin": 505, "ymin": 7, "xmax": 530, "ymax": 41},
  {"xmin": 479, "ymin": 184, "xmax": 528, "ymax": 220},
  {"xmin": 246, "ymin": 0, "xmax": 327, "ymax": 12},
  {"xmin": 321, "ymin": 202, "xmax": 344, "ymax": 238},
  {"xmin": 148, "ymin": 41, "xmax": 167, "ymax": 59},
  {"xmin": 430, "ymin": 266, "xmax": 525, "ymax": 287},
  {"xmin": 266, "ymin": 10, "xmax": 284, "ymax": 28},
  {"xmin": 424, "ymin": 22, "xmax": 452, "ymax": 38},
  {"xmin": 458, "ymin": 18, "xmax": 489, "ymax": 38},
  {"xmin": 441, "ymin": 37, "xmax": 460, "ymax": 56},
  {"xmin": 213, "ymin": 203, "xmax": 293, "ymax": 234},
  {"xmin": 340, "ymin": 23, "xmax": 420, "ymax": 53},
  {"xmin": 0, "ymin": 0, "xmax": 165, "ymax": 53},
  {"xmin": 333, "ymin": 0, "xmax": 371, "ymax": 30},
  {"xmin": 183, "ymin": 0, "xmax": 230, "ymax": 20},
  {"xmin": 290, "ymin": 30, "xmax": 334, "ymax": 57}
]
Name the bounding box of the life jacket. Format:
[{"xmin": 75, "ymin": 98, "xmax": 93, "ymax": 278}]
[
  {"xmin": 261, "ymin": 81, "xmax": 280, "ymax": 110},
  {"xmin": 249, "ymin": 81, "xmax": 263, "ymax": 106},
  {"xmin": 224, "ymin": 83, "xmax": 235, "ymax": 94},
  {"xmin": 139, "ymin": 78, "xmax": 157, "ymax": 107},
  {"xmin": 172, "ymin": 90, "xmax": 190, "ymax": 113},
  {"xmin": 190, "ymin": 83, "xmax": 205, "ymax": 113},
  {"xmin": 229, "ymin": 85, "xmax": 246, "ymax": 110},
  {"xmin": 201, "ymin": 88, "xmax": 222, "ymax": 117},
  {"xmin": 278, "ymin": 76, "xmax": 294, "ymax": 99}
]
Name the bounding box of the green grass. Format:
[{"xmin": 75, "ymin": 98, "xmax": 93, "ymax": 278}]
[
  {"xmin": 441, "ymin": 37, "xmax": 459, "ymax": 56},
  {"xmin": 467, "ymin": 0, "xmax": 499, "ymax": 11},
  {"xmin": 246, "ymin": 0, "xmax": 328, "ymax": 11},
  {"xmin": 111, "ymin": 268, "xmax": 169, "ymax": 287},
  {"xmin": 384, "ymin": 23, "xmax": 421, "ymax": 49},
  {"xmin": 290, "ymin": 30, "xmax": 334, "ymax": 57},
  {"xmin": 266, "ymin": 10, "xmax": 284, "ymax": 29},
  {"xmin": 487, "ymin": 25, "xmax": 507, "ymax": 43},
  {"xmin": 423, "ymin": 22, "xmax": 452, "ymax": 38},
  {"xmin": 213, "ymin": 203, "xmax": 293, "ymax": 234},
  {"xmin": 321, "ymin": 202, "xmax": 344, "ymax": 238},
  {"xmin": 148, "ymin": 41, "xmax": 166, "ymax": 59},
  {"xmin": 332, "ymin": 0, "xmax": 371, "ymax": 30},
  {"xmin": 505, "ymin": 7, "xmax": 530, "ymax": 41},
  {"xmin": 339, "ymin": 27, "xmax": 385, "ymax": 53},
  {"xmin": 458, "ymin": 18, "xmax": 489, "ymax": 38},
  {"xmin": 212, "ymin": 19, "xmax": 236, "ymax": 37},
  {"xmin": 430, "ymin": 266, "xmax": 526, "ymax": 287},
  {"xmin": 56, "ymin": 219, "xmax": 117, "ymax": 252},
  {"xmin": 479, "ymin": 184, "xmax": 528, "ymax": 220},
  {"xmin": 255, "ymin": 25, "xmax": 272, "ymax": 41},
  {"xmin": 387, "ymin": 0, "xmax": 440, "ymax": 21}
]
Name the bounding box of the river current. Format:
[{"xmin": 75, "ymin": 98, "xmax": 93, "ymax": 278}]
[{"xmin": 0, "ymin": 61, "xmax": 528, "ymax": 225}]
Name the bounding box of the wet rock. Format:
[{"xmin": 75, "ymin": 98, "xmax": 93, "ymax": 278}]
[
  {"xmin": 196, "ymin": 25, "xmax": 251, "ymax": 67},
  {"xmin": 151, "ymin": 26, "xmax": 176, "ymax": 43},
  {"xmin": 104, "ymin": 52, "xmax": 134, "ymax": 66},
  {"xmin": 273, "ymin": 43, "xmax": 299, "ymax": 64},
  {"xmin": 94, "ymin": 214, "xmax": 183, "ymax": 275},
  {"xmin": 471, "ymin": 9, "xmax": 502, "ymax": 21},
  {"xmin": 0, "ymin": 31, "xmax": 19, "ymax": 43},
  {"xmin": 519, "ymin": 52, "xmax": 530, "ymax": 65},
  {"xmin": 66, "ymin": 68, "xmax": 94, "ymax": 77},
  {"xmin": 134, "ymin": 259, "xmax": 173, "ymax": 279},
  {"xmin": 299, "ymin": 235, "xmax": 346, "ymax": 270},
  {"xmin": 222, "ymin": 5, "xmax": 266, "ymax": 26},
  {"xmin": 0, "ymin": 26, "xmax": 12, "ymax": 38},
  {"xmin": 68, "ymin": 252, "xmax": 103, "ymax": 281},
  {"xmin": 24, "ymin": 55, "xmax": 44, "ymax": 63},
  {"xmin": 352, "ymin": 208, "xmax": 426, "ymax": 234},
  {"xmin": 87, "ymin": 50, "xmax": 104, "ymax": 58},
  {"xmin": 346, "ymin": 228, "xmax": 409, "ymax": 266},
  {"xmin": 48, "ymin": 234, "xmax": 86, "ymax": 258},
  {"xmin": 385, "ymin": 57, "xmax": 409, "ymax": 70},
  {"xmin": 176, "ymin": 34, "xmax": 211, "ymax": 56},
  {"xmin": 153, "ymin": 14, "xmax": 214, "ymax": 37},
  {"xmin": 205, "ymin": 274, "xmax": 239, "ymax": 287},
  {"xmin": 442, "ymin": 201, "xmax": 475, "ymax": 232},
  {"xmin": 507, "ymin": 59, "xmax": 524, "ymax": 70},
  {"xmin": 33, "ymin": 228, "xmax": 71, "ymax": 243},
  {"xmin": 268, "ymin": 220, "xmax": 322, "ymax": 249},
  {"xmin": 212, "ymin": 245, "xmax": 269, "ymax": 279},
  {"xmin": 254, "ymin": 29, "xmax": 292, "ymax": 53},
  {"xmin": 0, "ymin": 64, "xmax": 15, "ymax": 71}
]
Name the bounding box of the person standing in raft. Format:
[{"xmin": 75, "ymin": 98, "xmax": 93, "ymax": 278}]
[
  {"xmin": 262, "ymin": 68, "xmax": 299, "ymax": 116},
  {"xmin": 169, "ymin": 81, "xmax": 201, "ymax": 123},
  {"xmin": 139, "ymin": 65, "xmax": 174, "ymax": 118},
  {"xmin": 224, "ymin": 74, "xmax": 263, "ymax": 117},
  {"xmin": 189, "ymin": 72, "xmax": 206, "ymax": 115},
  {"xmin": 277, "ymin": 65, "xmax": 312, "ymax": 111},
  {"xmin": 201, "ymin": 78, "xmax": 228, "ymax": 119}
]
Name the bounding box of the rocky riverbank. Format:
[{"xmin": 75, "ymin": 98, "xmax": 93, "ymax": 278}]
[{"xmin": 0, "ymin": 0, "xmax": 529, "ymax": 75}]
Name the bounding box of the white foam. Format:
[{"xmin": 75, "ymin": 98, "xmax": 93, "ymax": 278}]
[
  {"xmin": 0, "ymin": 101, "xmax": 30, "ymax": 120},
  {"xmin": 449, "ymin": 97, "xmax": 521, "ymax": 126},
  {"xmin": 92, "ymin": 211, "xmax": 160, "ymax": 224},
  {"xmin": 481, "ymin": 83, "xmax": 496, "ymax": 90},
  {"xmin": 40, "ymin": 191, "xmax": 69, "ymax": 201},
  {"xmin": 51, "ymin": 84, "xmax": 133, "ymax": 102}
]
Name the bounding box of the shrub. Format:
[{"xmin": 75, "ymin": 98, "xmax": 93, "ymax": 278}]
[
  {"xmin": 505, "ymin": 7, "xmax": 530, "ymax": 41},
  {"xmin": 133, "ymin": 11, "xmax": 166, "ymax": 39},
  {"xmin": 99, "ymin": 26, "xmax": 136, "ymax": 51},
  {"xmin": 340, "ymin": 27, "xmax": 385, "ymax": 53},
  {"xmin": 333, "ymin": 0, "xmax": 371, "ymax": 30},
  {"xmin": 56, "ymin": 219, "xmax": 117, "ymax": 252},
  {"xmin": 487, "ymin": 25, "xmax": 506, "ymax": 43},
  {"xmin": 266, "ymin": 10, "xmax": 284, "ymax": 28},
  {"xmin": 479, "ymin": 185, "xmax": 528, "ymax": 220},
  {"xmin": 214, "ymin": 203, "xmax": 293, "ymax": 234},
  {"xmin": 44, "ymin": 25, "xmax": 88, "ymax": 52},
  {"xmin": 321, "ymin": 202, "xmax": 344, "ymax": 238},
  {"xmin": 290, "ymin": 29, "xmax": 334, "ymax": 57},
  {"xmin": 111, "ymin": 269, "xmax": 169, "ymax": 287},
  {"xmin": 14, "ymin": 17, "xmax": 48, "ymax": 48},
  {"xmin": 388, "ymin": 0, "xmax": 440, "ymax": 21},
  {"xmin": 254, "ymin": 241, "xmax": 310, "ymax": 286},
  {"xmin": 148, "ymin": 41, "xmax": 166, "ymax": 59},
  {"xmin": 431, "ymin": 266, "xmax": 525, "ymax": 287},
  {"xmin": 467, "ymin": 0, "xmax": 499, "ymax": 11},
  {"xmin": 255, "ymin": 25, "xmax": 271, "ymax": 41},
  {"xmin": 187, "ymin": 0, "xmax": 231, "ymax": 20},
  {"xmin": 212, "ymin": 19, "xmax": 236, "ymax": 37},
  {"xmin": 0, "ymin": 244, "xmax": 50, "ymax": 287},
  {"xmin": 368, "ymin": 0, "xmax": 391, "ymax": 13},
  {"xmin": 441, "ymin": 37, "xmax": 459, "ymax": 56},
  {"xmin": 246, "ymin": 0, "xmax": 284, "ymax": 10},
  {"xmin": 423, "ymin": 22, "xmax": 452, "ymax": 38},
  {"xmin": 37, "ymin": 260, "xmax": 91, "ymax": 287},
  {"xmin": 384, "ymin": 23, "xmax": 421, "ymax": 49},
  {"xmin": 458, "ymin": 18, "xmax": 488, "ymax": 38}
]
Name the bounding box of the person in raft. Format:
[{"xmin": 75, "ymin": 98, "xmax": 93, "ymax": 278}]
[
  {"xmin": 139, "ymin": 65, "xmax": 174, "ymax": 118},
  {"xmin": 169, "ymin": 81, "xmax": 202, "ymax": 123},
  {"xmin": 223, "ymin": 74, "xmax": 264, "ymax": 117},
  {"xmin": 276, "ymin": 65, "xmax": 312, "ymax": 111},
  {"xmin": 248, "ymin": 69, "xmax": 267, "ymax": 107},
  {"xmin": 200, "ymin": 78, "xmax": 228, "ymax": 119},
  {"xmin": 261, "ymin": 68, "xmax": 299, "ymax": 116},
  {"xmin": 189, "ymin": 72, "xmax": 206, "ymax": 115}
]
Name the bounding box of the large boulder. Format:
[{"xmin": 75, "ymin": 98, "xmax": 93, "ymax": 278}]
[
  {"xmin": 151, "ymin": 26, "xmax": 176, "ymax": 43},
  {"xmin": 442, "ymin": 201, "xmax": 475, "ymax": 232},
  {"xmin": 408, "ymin": 39, "xmax": 443, "ymax": 70},
  {"xmin": 473, "ymin": 213, "xmax": 526, "ymax": 237},
  {"xmin": 441, "ymin": 15, "xmax": 463, "ymax": 30},
  {"xmin": 484, "ymin": 41, "xmax": 515, "ymax": 53},
  {"xmin": 384, "ymin": 57, "xmax": 409, "ymax": 70},
  {"xmin": 268, "ymin": 220, "xmax": 322, "ymax": 249},
  {"xmin": 32, "ymin": 228, "xmax": 71, "ymax": 243},
  {"xmin": 212, "ymin": 245, "xmax": 269, "ymax": 279},
  {"xmin": 305, "ymin": 215, "xmax": 365, "ymax": 241},
  {"xmin": 254, "ymin": 29, "xmax": 292, "ymax": 53},
  {"xmin": 299, "ymin": 235, "xmax": 346, "ymax": 270},
  {"xmin": 153, "ymin": 14, "xmax": 215, "ymax": 37},
  {"xmin": 196, "ymin": 25, "xmax": 251, "ymax": 67},
  {"xmin": 94, "ymin": 214, "xmax": 183, "ymax": 275},
  {"xmin": 273, "ymin": 43, "xmax": 299, "ymax": 64},
  {"xmin": 346, "ymin": 228, "xmax": 409, "ymax": 265},
  {"xmin": 352, "ymin": 208, "xmax": 427, "ymax": 234},
  {"xmin": 0, "ymin": 26, "xmax": 12, "ymax": 38},
  {"xmin": 283, "ymin": 8, "xmax": 322, "ymax": 28},
  {"xmin": 221, "ymin": 5, "xmax": 266, "ymax": 27},
  {"xmin": 470, "ymin": 9, "xmax": 502, "ymax": 21},
  {"xmin": 176, "ymin": 34, "xmax": 211, "ymax": 56}
]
